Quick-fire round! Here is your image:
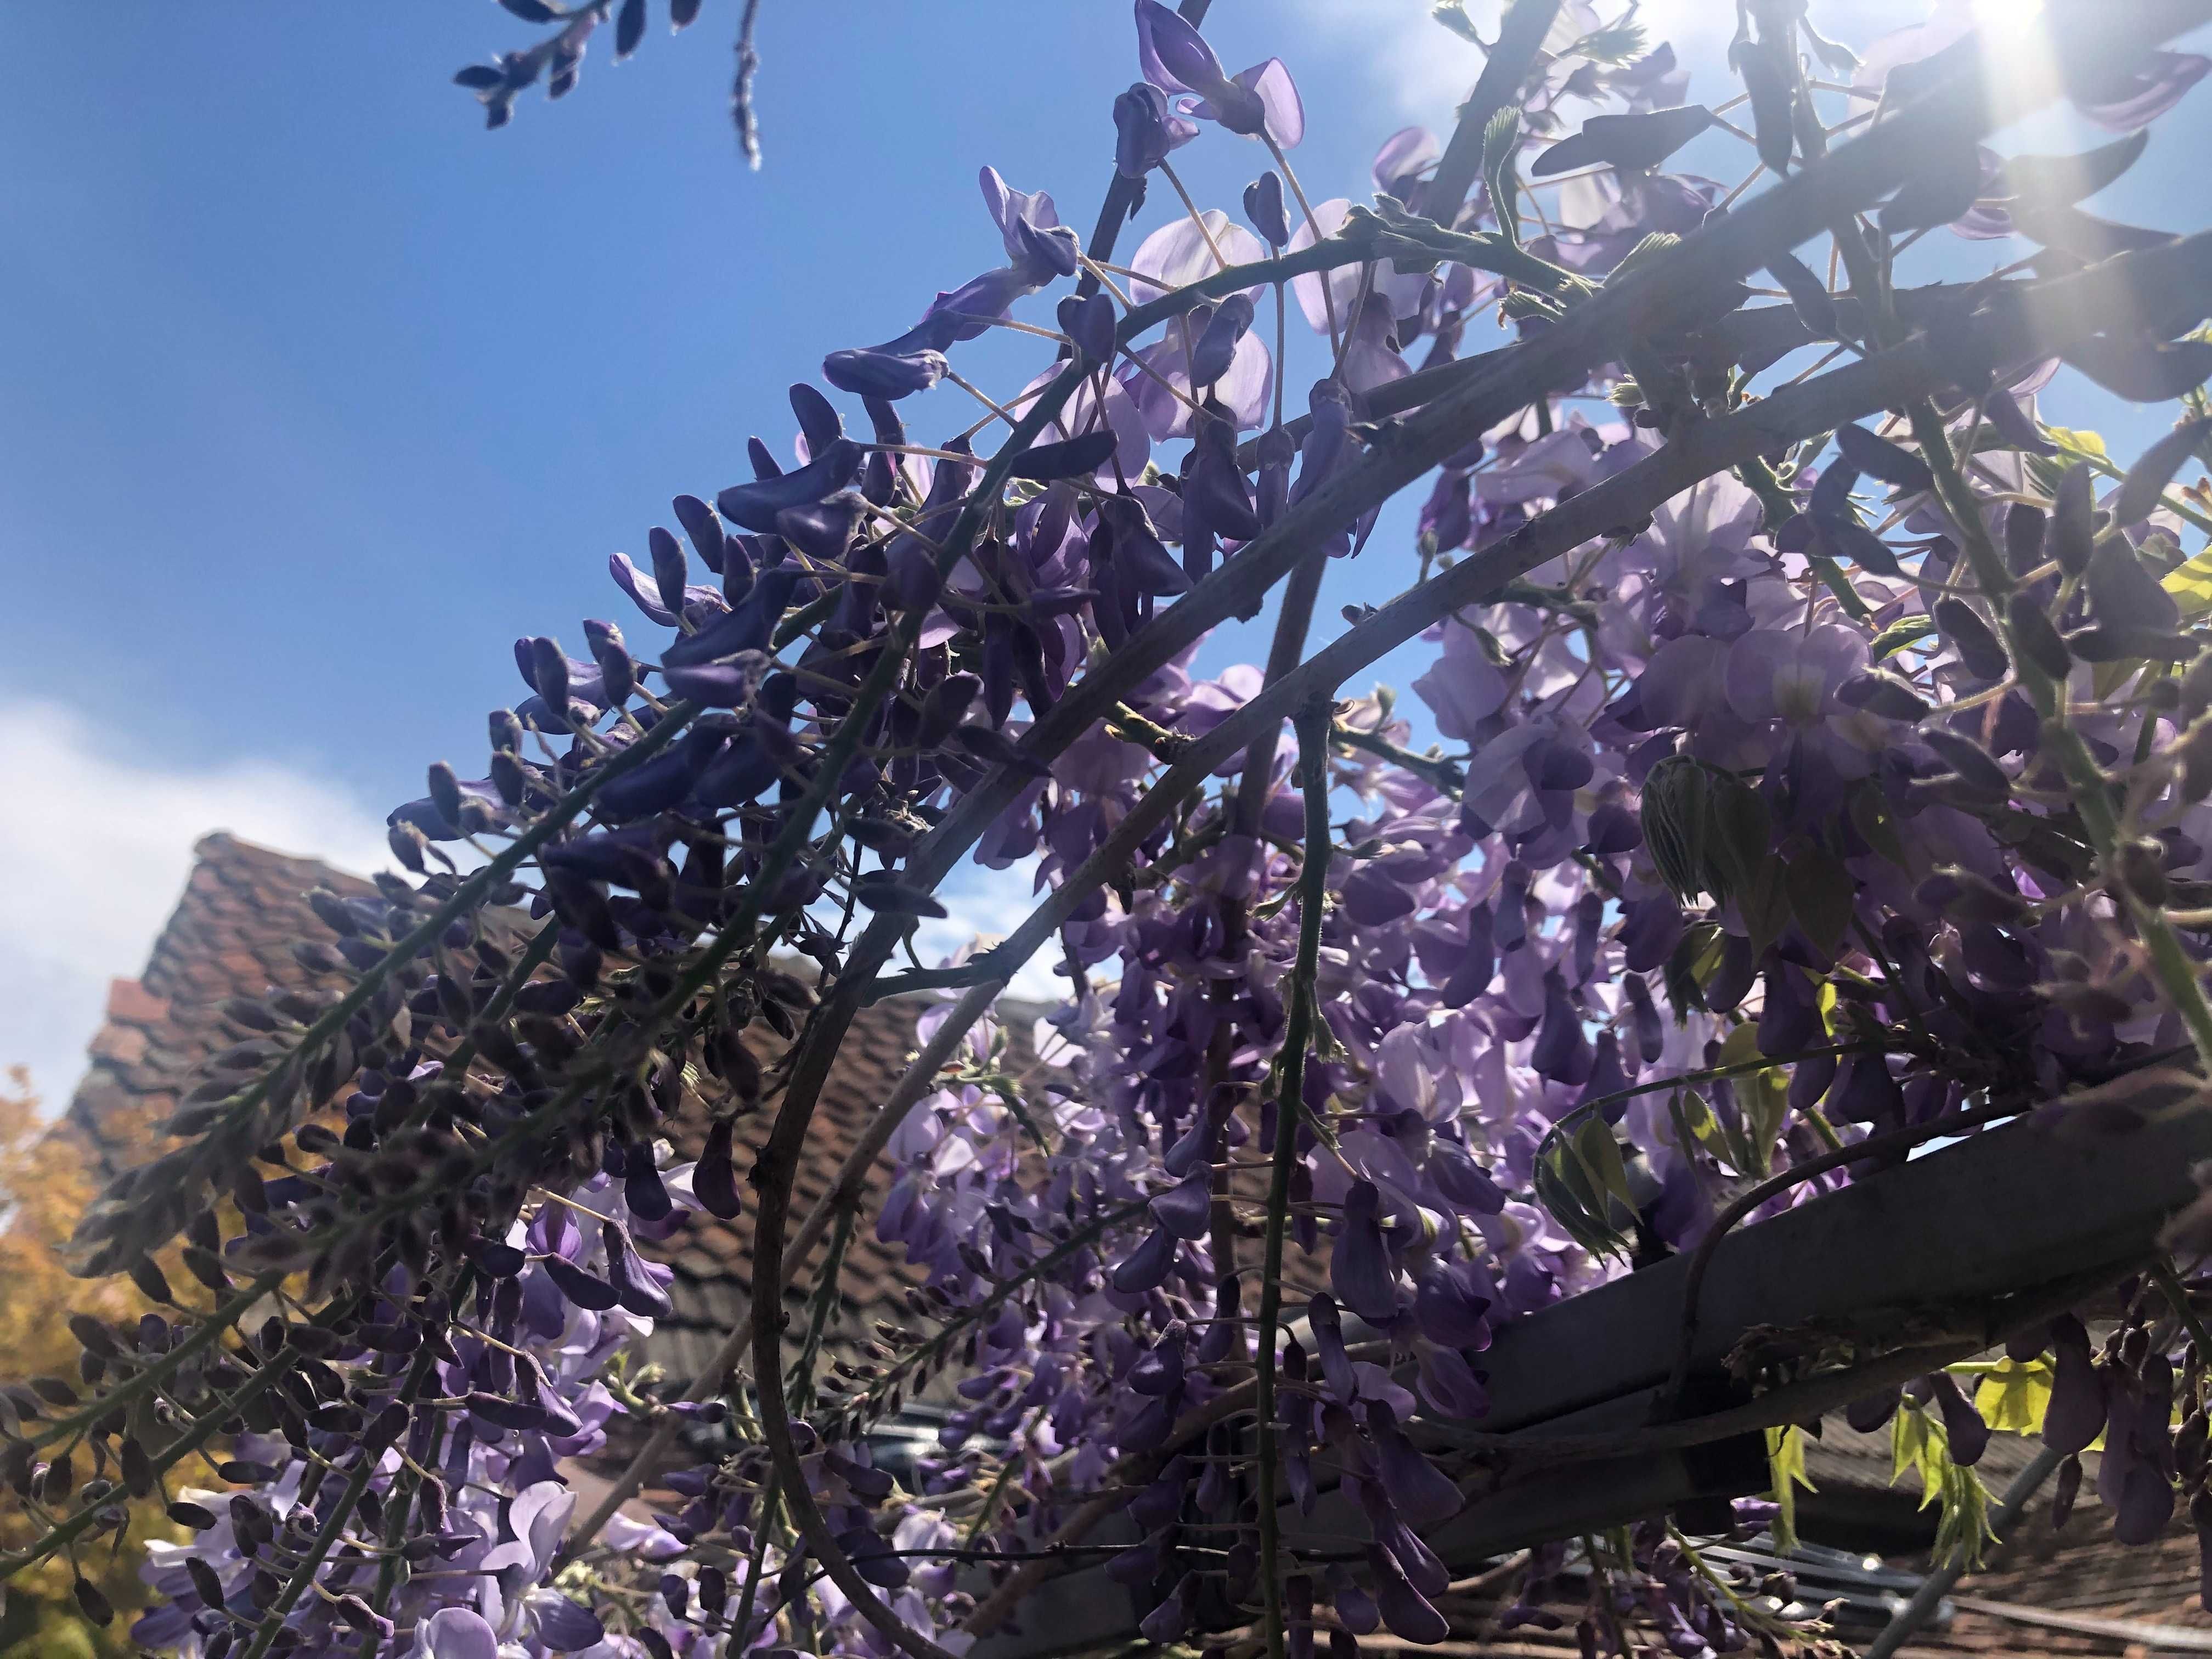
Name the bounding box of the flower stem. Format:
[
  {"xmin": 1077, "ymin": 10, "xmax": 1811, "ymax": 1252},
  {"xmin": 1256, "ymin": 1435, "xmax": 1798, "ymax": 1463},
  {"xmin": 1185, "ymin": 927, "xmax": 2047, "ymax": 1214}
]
[
  {"xmin": 1907, "ymin": 394, "xmax": 2212, "ymax": 1072},
  {"xmin": 1157, "ymin": 160, "xmax": 1228, "ymax": 271},
  {"xmin": 240, "ymin": 1312, "xmax": 452, "ymax": 1659},
  {"xmin": 1254, "ymin": 695, "xmax": 1335, "ymax": 1659},
  {"xmin": 1261, "ymin": 134, "xmax": 1339, "ymax": 359}
]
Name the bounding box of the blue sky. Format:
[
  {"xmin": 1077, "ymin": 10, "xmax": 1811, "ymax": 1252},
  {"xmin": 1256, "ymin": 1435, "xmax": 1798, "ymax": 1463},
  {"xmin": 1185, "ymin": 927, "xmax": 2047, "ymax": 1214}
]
[{"xmin": 4, "ymin": 0, "xmax": 2208, "ymax": 1099}]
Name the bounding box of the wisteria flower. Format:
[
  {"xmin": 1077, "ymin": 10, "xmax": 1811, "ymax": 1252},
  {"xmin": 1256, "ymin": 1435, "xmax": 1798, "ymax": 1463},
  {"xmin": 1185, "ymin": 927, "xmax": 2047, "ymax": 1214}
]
[{"xmin": 1133, "ymin": 1, "xmax": 1303, "ymax": 146}]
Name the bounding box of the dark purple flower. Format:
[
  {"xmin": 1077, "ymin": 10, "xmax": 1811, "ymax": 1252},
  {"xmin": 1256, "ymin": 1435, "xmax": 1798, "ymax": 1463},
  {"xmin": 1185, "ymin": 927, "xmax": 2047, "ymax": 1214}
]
[
  {"xmin": 2045, "ymin": 1316, "xmax": 2109, "ymax": 1454},
  {"xmin": 1307, "ymin": 1291, "xmax": 1360, "ymax": 1401},
  {"xmin": 1244, "ymin": 170, "xmax": 1290, "ymax": 245},
  {"xmin": 1530, "ymin": 972, "xmax": 1594, "ymax": 1085},
  {"xmin": 1111, "ymin": 1222, "xmax": 1181, "ymax": 1294},
  {"xmin": 1057, "ymin": 293, "xmax": 1119, "ymax": 368},
  {"xmin": 1184, "ymin": 416, "xmax": 1260, "ymax": 542},
  {"xmin": 1330, "ymin": 1181, "xmax": 1401, "ymax": 1324},
  {"xmin": 1414, "ymin": 1259, "xmax": 1494, "ymax": 1349},
  {"xmin": 1367, "ymin": 1543, "xmax": 1449, "ymax": 1644},
  {"xmin": 1329, "ymin": 1564, "xmax": 1380, "ymax": 1635},
  {"xmin": 1929, "ymin": 1370, "xmax": 1990, "ymax": 1466},
  {"xmin": 1151, "ymin": 1169, "xmax": 1213, "ymax": 1239},
  {"xmin": 715, "ymin": 438, "xmax": 863, "ymax": 533},
  {"xmin": 1134, "ymin": 1, "xmax": 1302, "ymax": 145},
  {"xmin": 823, "ymin": 347, "xmax": 948, "ymax": 399},
  {"xmin": 1129, "ymin": 1323, "xmax": 1187, "ymax": 1396},
  {"xmin": 2073, "ymin": 49, "xmax": 2210, "ymax": 132},
  {"xmin": 1114, "ymin": 81, "xmax": 1199, "ymax": 177},
  {"xmin": 1190, "ymin": 294, "xmax": 1256, "ymax": 387},
  {"xmin": 1415, "ymin": 1342, "xmax": 1490, "ymax": 1418},
  {"xmin": 1427, "ymin": 1141, "xmax": 1505, "ymax": 1217}
]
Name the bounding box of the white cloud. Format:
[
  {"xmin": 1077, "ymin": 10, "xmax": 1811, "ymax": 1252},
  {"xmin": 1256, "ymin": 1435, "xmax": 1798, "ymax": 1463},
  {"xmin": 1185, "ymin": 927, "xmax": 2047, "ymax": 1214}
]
[
  {"xmin": 1283, "ymin": 0, "xmax": 1765, "ymax": 126},
  {"xmin": 0, "ymin": 696, "xmax": 1074, "ymax": 1113},
  {"xmin": 912, "ymin": 855, "xmax": 1068, "ymax": 1007},
  {"xmin": 0, "ymin": 698, "xmax": 393, "ymax": 1107},
  {"xmin": 1289, "ymin": 0, "xmax": 1495, "ymax": 124}
]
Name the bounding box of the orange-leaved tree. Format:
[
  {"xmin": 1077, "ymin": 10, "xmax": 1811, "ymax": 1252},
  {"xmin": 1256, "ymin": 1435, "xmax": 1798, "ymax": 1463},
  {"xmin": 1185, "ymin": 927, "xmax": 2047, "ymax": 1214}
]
[{"xmin": 0, "ymin": 1066, "xmax": 168, "ymax": 1658}]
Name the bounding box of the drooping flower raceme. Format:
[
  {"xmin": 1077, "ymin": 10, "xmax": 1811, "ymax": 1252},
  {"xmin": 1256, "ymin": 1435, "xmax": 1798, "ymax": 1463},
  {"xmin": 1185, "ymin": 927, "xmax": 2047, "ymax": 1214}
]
[{"xmin": 21, "ymin": 5, "xmax": 2212, "ymax": 1659}]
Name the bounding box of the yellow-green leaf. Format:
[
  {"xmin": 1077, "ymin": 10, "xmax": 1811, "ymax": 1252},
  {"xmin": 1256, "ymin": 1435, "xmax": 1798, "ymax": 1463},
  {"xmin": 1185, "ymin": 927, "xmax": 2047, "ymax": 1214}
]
[
  {"xmin": 1974, "ymin": 1358, "xmax": 2053, "ymax": 1436},
  {"xmin": 1870, "ymin": 616, "xmax": 1936, "ymax": 661},
  {"xmin": 1767, "ymin": 1425, "xmax": 1815, "ymax": 1555},
  {"xmin": 2091, "ymin": 655, "xmax": 2148, "ymax": 702},
  {"xmin": 1849, "ymin": 781, "xmax": 1909, "ymax": 871},
  {"xmin": 2167, "ymin": 546, "xmax": 2212, "ymax": 618},
  {"xmin": 2045, "ymin": 425, "xmax": 2109, "ymax": 461},
  {"xmin": 1573, "ymin": 1118, "xmax": 1637, "ymax": 1219}
]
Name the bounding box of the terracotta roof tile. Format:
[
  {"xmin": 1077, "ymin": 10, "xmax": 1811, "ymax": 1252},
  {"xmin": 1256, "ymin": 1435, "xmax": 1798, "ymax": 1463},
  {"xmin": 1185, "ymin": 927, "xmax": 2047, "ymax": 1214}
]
[
  {"xmin": 54, "ymin": 839, "xmax": 2212, "ymax": 1646},
  {"xmin": 60, "ymin": 834, "xmax": 375, "ymax": 1173},
  {"xmin": 54, "ymin": 833, "xmax": 1033, "ymax": 1385}
]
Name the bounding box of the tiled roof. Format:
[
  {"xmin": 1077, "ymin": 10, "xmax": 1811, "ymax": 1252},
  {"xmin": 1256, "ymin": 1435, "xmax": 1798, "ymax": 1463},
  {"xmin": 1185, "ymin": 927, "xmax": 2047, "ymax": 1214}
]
[
  {"xmin": 646, "ymin": 993, "xmax": 937, "ymax": 1384},
  {"xmin": 55, "ymin": 833, "xmax": 999, "ymax": 1384},
  {"xmin": 65, "ymin": 840, "xmax": 2212, "ymax": 1652},
  {"xmin": 1908, "ymin": 1482, "xmax": 2212, "ymax": 1655},
  {"xmin": 62, "ymin": 833, "xmax": 378, "ymax": 1176},
  {"xmin": 1801, "ymin": 1415, "xmax": 2044, "ymax": 1497},
  {"xmin": 1343, "ymin": 1479, "xmax": 2212, "ymax": 1659}
]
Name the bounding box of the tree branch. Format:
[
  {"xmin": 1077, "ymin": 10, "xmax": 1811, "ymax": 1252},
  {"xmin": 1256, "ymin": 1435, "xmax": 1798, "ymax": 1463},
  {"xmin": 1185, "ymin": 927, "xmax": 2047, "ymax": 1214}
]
[
  {"xmin": 1424, "ymin": 0, "xmax": 1565, "ymax": 227},
  {"xmin": 1254, "ymin": 697, "xmax": 1336, "ymax": 1659}
]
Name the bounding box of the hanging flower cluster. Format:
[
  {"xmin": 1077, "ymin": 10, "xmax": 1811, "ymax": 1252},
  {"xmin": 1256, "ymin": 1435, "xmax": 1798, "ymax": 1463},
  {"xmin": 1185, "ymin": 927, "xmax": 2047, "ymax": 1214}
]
[{"xmin": 12, "ymin": 3, "xmax": 2212, "ymax": 1658}]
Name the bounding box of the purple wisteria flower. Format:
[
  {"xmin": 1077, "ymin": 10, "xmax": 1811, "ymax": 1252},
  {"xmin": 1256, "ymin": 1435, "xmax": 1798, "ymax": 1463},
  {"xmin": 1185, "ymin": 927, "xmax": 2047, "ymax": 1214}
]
[{"xmin": 1133, "ymin": 1, "xmax": 1303, "ymax": 146}]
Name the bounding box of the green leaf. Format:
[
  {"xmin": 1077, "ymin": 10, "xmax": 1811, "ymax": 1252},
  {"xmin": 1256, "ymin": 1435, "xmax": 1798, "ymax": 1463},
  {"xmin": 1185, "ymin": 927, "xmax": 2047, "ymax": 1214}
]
[
  {"xmin": 1849, "ymin": 782, "xmax": 1909, "ymax": 872},
  {"xmin": 1430, "ymin": 0, "xmax": 1482, "ymax": 44},
  {"xmin": 1606, "ymin": 232, "xmax": 1681, "ymax": 286},
  {"xmin": 1703, "ymin": 772, "xmax": 1772, "ymax": 906},
  {"xmin": 2045, "ymin": 424, "xmax": 2110, "ymax": 461},
  {"xmin": 1641, "ymin": 755, "xmax": 1713, "ymax": 902},
  {"xmin": 1712, "ymin": 1025, "xmax": 1785, "ymax": 1174},
  {"xmin": 986, "ymin": 1078, "xmax": 1055, "ymax": 1155},
  {"xmin": 1891, "ymin": 1401, "xmax": 1932, "ymax": 1493},
  {"xmin": 2113, "ymin": 417, "xmax": 2212, "ymax": 527},
  {"xmin": 2031, "ymin": 425, "xmax": 2109, "ymax": 498},
  {"xmin": 1892, "ymin": 1401, "xmax": 1995, "ymax": 1568},
  {"xmin": 1741, "ymin": 855, "xmax": 1792, "ymax": 961},
  {"xmin": 1784, "ymin": 843, "xmax": 1858, "ymax": 960},
  {"xmin": 2166, "ymin": 546, "xmax": 2212, "ymax": 618},
  {"xmin": 1483, "ymin": 108, "xmax": 1522, "ymax": 254},
  {"xmin": 1974, "ymin": 1358, "xmax": 2053, "ymax": 1436},
  {"xmin": 1535, "ymin": 1142, "xmax": 1628, "ymax": 1260},
  {"xmin": 2091, "ymin": 654, "xmax": 2148, "ymax": 702},
  {"xmin": 1573, "ymin": 1118, "xmax": 1638, "ymax": 1221},
  {"xmin": 1766, "ymin": 1425, "xmax": 1815, "ymax": 1555},
  {"xmin": 1988, "ymin": 809, "xmax": 2095, "ymax": 887},
  {"xmin": 1570, "ymin": 20, "xmax": 1650, "ymax": 65},
  {"xmin": 1744, "ymin": 1060, "xmax": 1790, "ymax": 1176},
  {"xmin": 1870, "ymin": 616, "xmax": 1937, "ymax": 661},
  {"xmin": 1667, "ymin": 1088, "xmax": 1720, "ymax": 1158}
]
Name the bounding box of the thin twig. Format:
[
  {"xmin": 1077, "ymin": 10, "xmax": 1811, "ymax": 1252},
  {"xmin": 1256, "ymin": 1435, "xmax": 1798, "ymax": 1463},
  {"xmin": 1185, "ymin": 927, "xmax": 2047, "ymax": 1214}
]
[
  {"xmin": 1254, "ymin": 697, "xmax": 1336, "ymax": 1659},
  {"xmin": 732, "ymin": 0, "xmax": 764, "ymax": 168}
]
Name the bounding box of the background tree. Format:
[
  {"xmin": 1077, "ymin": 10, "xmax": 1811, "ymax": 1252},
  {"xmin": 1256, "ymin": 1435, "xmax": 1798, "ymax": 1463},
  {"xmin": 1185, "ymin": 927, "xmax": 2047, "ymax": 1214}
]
[{"xmin": 0, "ymin": 1069, "xmax": 162, "ymax": 1658}]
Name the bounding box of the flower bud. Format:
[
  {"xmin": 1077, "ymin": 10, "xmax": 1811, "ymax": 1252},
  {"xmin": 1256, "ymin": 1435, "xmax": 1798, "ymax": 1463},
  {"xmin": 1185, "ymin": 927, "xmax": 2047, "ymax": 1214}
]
[
  {"xmin": 2113, "ymin": 837, "xmax": 2171, "ymax": 907},
  {"xmin": 1933, "ymin": 596, "xmax": 2009, "ymax": 680},
  {"xmin": 1114, "ymin": 82, "xmax": 1184, "ymax": 178},
  {"xmin": 2005, "ymin": 589, "xmax": 2073, "ymax": 679},
  {"xmin": 1244, "ymin": 170, "xmax": 1290, "ymax": 246}
]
